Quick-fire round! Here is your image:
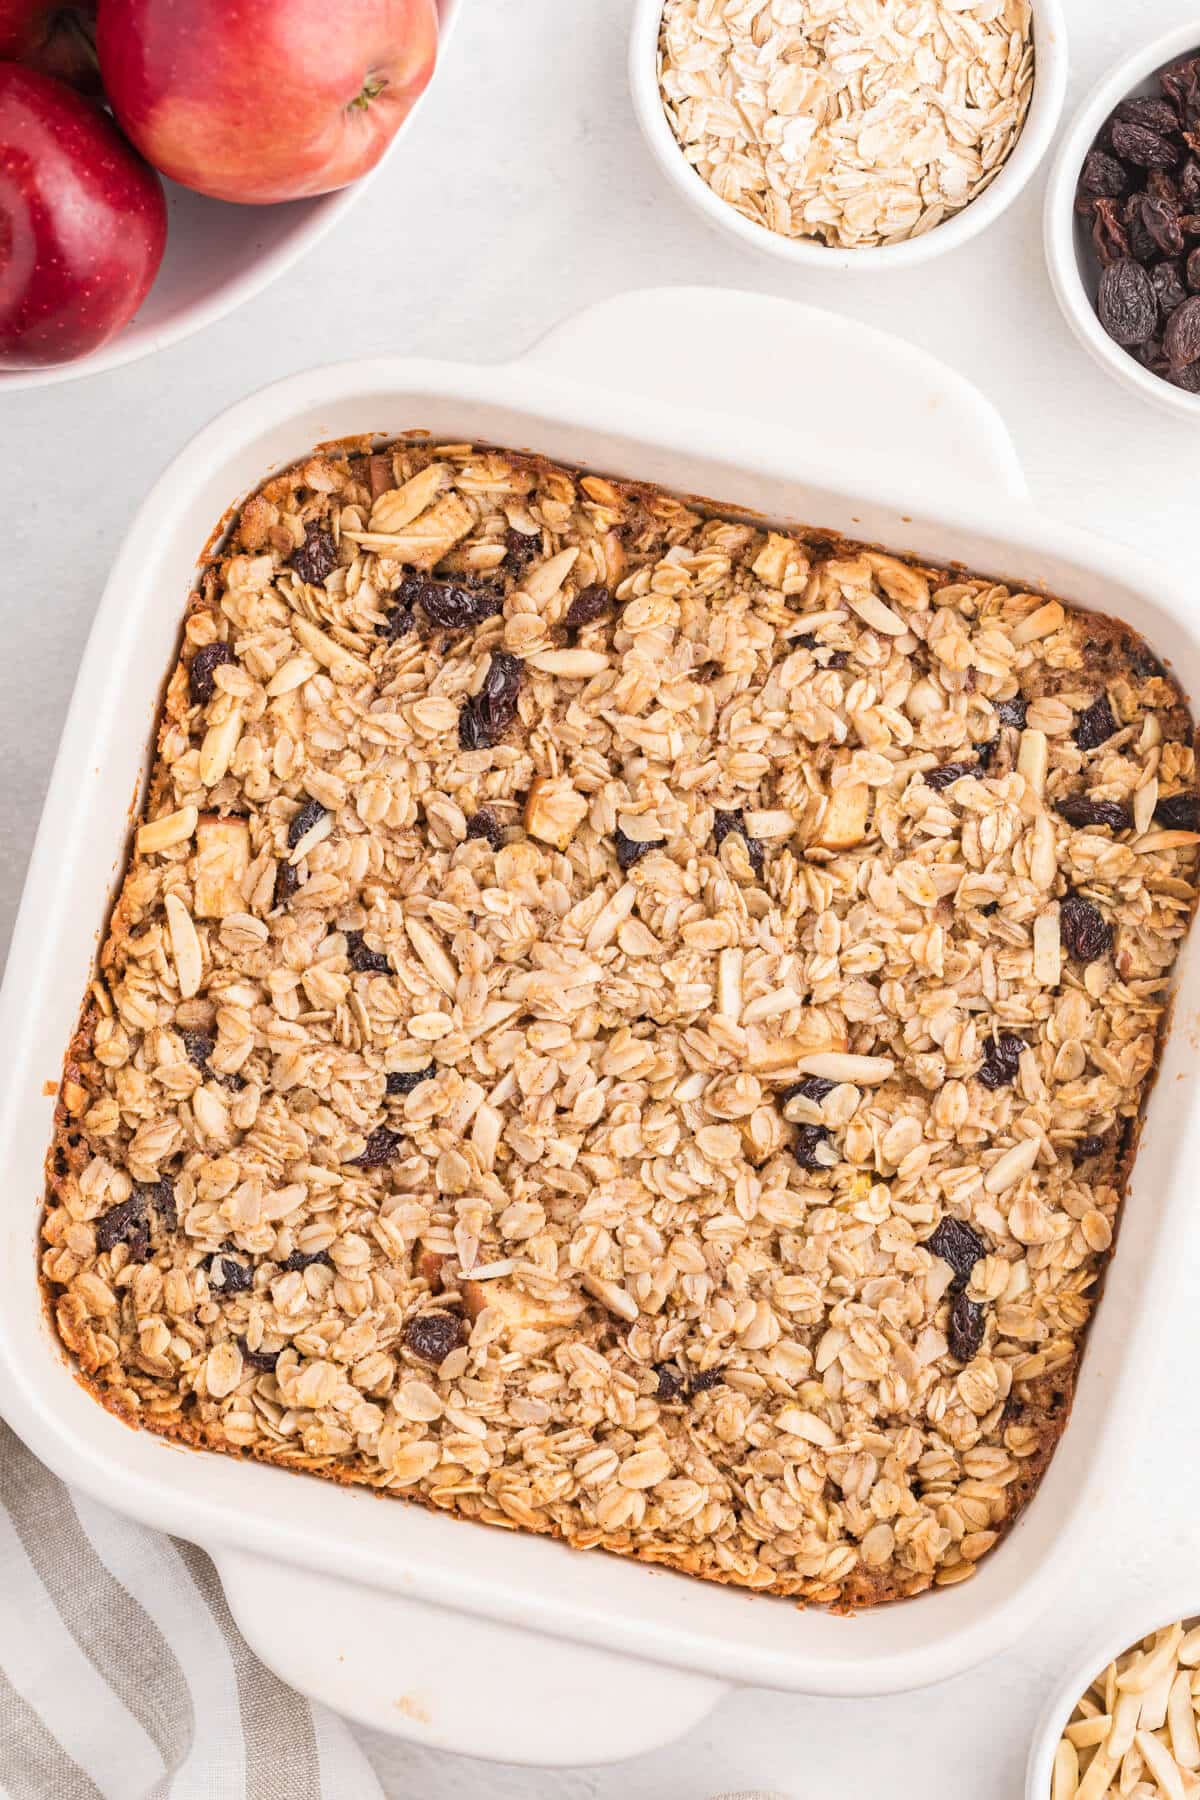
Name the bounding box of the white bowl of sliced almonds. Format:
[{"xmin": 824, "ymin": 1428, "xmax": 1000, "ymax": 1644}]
[
  {"xmin": 630, "ymin": 0, "xmax": 1069, "ymax": 270},
  {"xmin": 1029, "ymin": 1614, "xmax": 1200, "ymax": 1800}
]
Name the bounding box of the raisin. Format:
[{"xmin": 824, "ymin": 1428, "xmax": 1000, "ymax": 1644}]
[
  {"xmin": 386, "ymin": 1065, "xmax": 436, "ymax": 1095},
  {"xmin": 994, "ymin": 694, "xmax": 1027, "ymax": 729},
  {"xmin": 947, "ymin": 1292, "xmax": 986, "ymax": 1362},
  {"xmin": 237, "ymin": 1336, "xmax": 280, "ymax": 1373},
  {"xmin": 689, "ymin": 1369, "xmax": 723, "ymax": 1394},
  {"xmin": 1130, "ymin": 642, "xmax": 1166, "ymax": 679},
  {"xmin": 404, "ymin": 1311, "xmax": 463, "ymax": 1364},
  {"xmin": 564, "ymin": 584, "xmax": 612, "ymax": 631},
  {"xmin": 712, "ymin": 808, "xmax": 765, "ymax": 877},
  {"xmin": 1125, "ymin": 95, "xmax": 1184, "ymax": 133},
  {"xmin": 149, "ymin": 1176, "xmax": 177, "ymax": 1233},
  {"xmin": 345, "ymin": 929, "xmax": 390, "ymax": 974},
  {"xmin": 1097, "ymin": 259, "xmax": 1157, "ymax": 344},
  {"xmin": 352, "ymin": 1126, "xmax": 405, "ymax": 1168},
  {"xmin": 613, "ymin": 827, "xmax": 665, "ymax": 870},
  {"xmin": 417, "ymin": 578, "xmax": 502, "ymax": 632},
  {"xmin": 655, "ymin": 1364, "xmax": 684, "ymax": 1402},
  {"xmin": 1151, "ymin": 258, "xmax": 1189, "ymax": 318},
  {"xmin": 780, "ymin": 1076, "xmax": 836, "ymax": 1107},
  {"xmin": 1155, "ymin": 792, "xmax": 1200, "ymax": 830},
  {"xmin": 926, "ymin": 1216, "xmax": 986, "ymax": 1292},
  {"xmin": 977, "ymin": 1033, "xmax": 1026, "ymax": 1090},
  {"xmin": 1055, "ymin": 796, "xmax": 1131, "ymax": 832},
  {"xmin": 458, "ymin": 651, "xmax": 523, "ymax": 750},
  {"xmin": 1077, "ymin": 149, "xmax": 1130, "ymax": 199},
  {"xmin": 1091, "ymin": 196, "xmax": 1130, "ymax": 265},
  {"xmin": 465, "ymin": 807, "xmax": 505, "ymax": 850},
  {"xmin": 1059, "ymin": 894, "xmax": 1113, "ymax": 963},
  {"xmin": 379, "ymin": 601, "xmax": 415, "ymax": 642},
  {"xmin": 793, "ymin": 1124, "xmax": 832, "ymax": 1170},
  {"xmin": 1142, "ymin": 193, "xmax": 1186, "ymax": 256},
  {"xmin": 273, "ymin": 860, "xmax": 301, "ymax": 907},
  {"xmin": 1169, "ymin": 359, "xmax": 1200, "ymax": 392},
  {"xmin": 1074, "ymin": 1134, "xmax": 1106, "ymax": 1161},
  {"xmin": 1183, "ymin": 159, "xmax": 1200, "ymax": 210},
  {"xmin": 290, "ymin": 524, "xmax": 339, "ymax": 585},
  {"xmin": 282, "ymin": 1249, "xmax": 332, "ymax": 1272},
  {"xmin": 182, "ymin": 1029, "xmax": 215, "ymax": 1068},
  {"xmin": 1110, "ymin": 120, "xmax": 1181, "ymax": 170},
  {"xmin": 1189, "ymin": 247, "xmax": 1200, "ymax": 291},
  {"xmin": 505, "ymin": 525, "xmax": 541, "ymax": 571},
  {"xmin": 94, "ymin": 1192, "xmax": 149, "ymax": 1260},
  {"xmin": 209, "ymin": 1255, "xmax": 252, "ymax": 1293},
  {"xmin": 188, "ymin": 641, "xmax": 235, "ymax": 706},
  {"xmin": 924, "ymin": 759, "xmax": 976, "ymax": 791},
  {"xmin": 826, "ymin": 650, "xmax": 849, "ymax": 670},
  {"xmin": 1165, "ymin": 293, "xmax": 1200, "ymax": 368},
  {"xmin": 975, "ymin": 738, "xmax": 999, "ymax": 770},
  {"xmin": 288, "ymin": 798, "xmax": 326, "ymax": 849},
  {"xmin": 1073, "ymin": 694, "xmax": 1119, "ymax": 749},
  {"xmin": 795, "ymin": 633, "xmax": 818, "ymax": 650}
]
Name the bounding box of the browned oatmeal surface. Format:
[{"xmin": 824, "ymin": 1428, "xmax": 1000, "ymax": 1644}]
[{"xmin": 42, "ymin": 439, "xmax": 1200, "ymax": 1608}]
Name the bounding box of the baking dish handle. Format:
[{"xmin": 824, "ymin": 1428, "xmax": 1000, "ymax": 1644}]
[
  {"xmin": 213, "ymin": 1547, "xmax": 727, "ymax": 1764},
  {"xmin": 514, "ymin": 285, "xmax": 1029, "ymax": 503}
]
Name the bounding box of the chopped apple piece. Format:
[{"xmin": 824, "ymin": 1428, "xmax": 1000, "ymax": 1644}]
[
  {"xmin": 815, "ymin": 783, "xmax": 870, "ymax": 850},
  {"xmin": 462, "ymin": 1279, "xmax": 585, "ymax": 1334},
  {"xmin": 193, "ymin": 814, "xmax": 250, "ymax": 918},
  {"xmin": 523, "ymin": 777, "xmax": 589, "ymax": 851}
]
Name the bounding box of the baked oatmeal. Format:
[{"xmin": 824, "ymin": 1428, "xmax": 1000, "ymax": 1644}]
[{"xmin": 42, "ymin": 440, "xmax": 1200, "ymax": 1607}]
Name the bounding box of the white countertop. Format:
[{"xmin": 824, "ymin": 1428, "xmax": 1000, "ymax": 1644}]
[{"xmin": 4, "ymin": 2, "xmax": 1199, "ymax": 1793}]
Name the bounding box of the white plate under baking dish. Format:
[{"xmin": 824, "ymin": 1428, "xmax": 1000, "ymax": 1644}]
[
  {"xmin": 0, "ymin": 0, "xmax": 461, "ymax": 393},
  {"xmin": 2, "ymin": 288, "xmax": 1198, "ymax": 1767}
]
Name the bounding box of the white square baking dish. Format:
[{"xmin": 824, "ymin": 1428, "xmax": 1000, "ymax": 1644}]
[{"xmin": 2, "ymin": 289, "xmax": 1197, "ymax": 1767}]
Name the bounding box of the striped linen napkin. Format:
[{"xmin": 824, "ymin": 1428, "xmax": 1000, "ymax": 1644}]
[
  {"xmin": 1, "ymin": 1417, "xmax": 787, "ymax": 1799},
  {"xmin": 0, "ymin": 1418, "xmax": 380, "ymax": 1800}
]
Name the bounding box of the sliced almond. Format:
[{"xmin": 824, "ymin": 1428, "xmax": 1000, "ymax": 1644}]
[
  {"xmin": 580, "ymin": 1273, "xmax": 639, "ymax": 1323},
  {"xmin": 266, "ymin": 654, "xmax": 319, "ymax": 698},
  {"xmin": 367, "ymin": 463, "xmax": 452, "ymax": 533},
  {"xmin": 585, "ymin": 883, "xmax": 637, "ymax": 952},
  {"xmin": 1033, "ymin": 906, "xmax": 1062, "ymax": 988},
  {"xmin": 520, "ymin": 546, "xmax": 578, "ymax": 604},
  {"xmin": 404, "ymin": 917, "xmax": 458, "ymax": 996},
  {"xmin": 1016, "ymin": 727, "xmax": 1048, "ymax": 800},
  {"xmin": 844, "ymin": 590, "xmax": 906, "ymax": 636},
  {"xmin": 1011, "ymin": 600, "xmax": 1065, "ymax": 645},
  {"xmin": 164, "ymin": 892, "xmax": 202, "ymax": 999},
  {"xmin": 291, "ymin": 617, "xmax": 372, "ymax": 684},
  {"xmin": 526, "ymin": 648, "xmax": 610, "ymax": 678},
  {"xmin": 137, "ymin": 805, "xmax": 198, "ymax": 855},
  {"xmin": 796, "ymin": 1052, "xmax": 893, "ymax": 1085},
  {"xmin": 198, "ymin": 704, "xmax": 243, "ymax": 787},
  {"xmin": 983, "ymin": 1135, "xmax": 1039, "ymax": 1194},
  {"xmin": 717, "ymin": 947, "xmax": 743, "ymax": 1022},
  {"xmin": 193, "ymin": 815, "xmax": 251, "ymax": 919}
]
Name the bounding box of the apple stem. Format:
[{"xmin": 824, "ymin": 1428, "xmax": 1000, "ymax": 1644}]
[
  {"xmin": 58, "ymin": 6, "xmax": 99, "ymax": 73},
  {"xmin": 350, "ymin": 73, "xmax": 390, "ymax": 111}
]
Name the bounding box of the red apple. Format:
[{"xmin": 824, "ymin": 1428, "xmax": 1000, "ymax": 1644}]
[
  {"xmin": 0, "ymin": 65, "xmax": 167, "ymax": 367},
  {"xmin": 97, "ymin": 0, "xmax": 439, "ymax": 206},
  {"xmin": 0, "ymin": 2, "xmax": 100, "ymax": 93}
]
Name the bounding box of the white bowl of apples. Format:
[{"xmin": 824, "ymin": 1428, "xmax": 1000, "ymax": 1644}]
[{"xmin": 0, "ymin": 0, "xmax": 458, "ymax": 387}]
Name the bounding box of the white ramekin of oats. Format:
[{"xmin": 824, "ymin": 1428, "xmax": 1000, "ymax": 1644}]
[{"xmin": 630, "ymin": 0, "xmax": 1068, "ymax": 271}]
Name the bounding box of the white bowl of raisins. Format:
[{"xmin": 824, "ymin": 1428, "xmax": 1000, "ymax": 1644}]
[{"xmin": 1045, "ymin": 21, "xmax": 1200, "ymax": 419}]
